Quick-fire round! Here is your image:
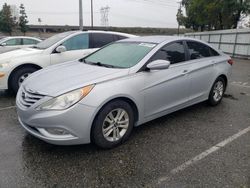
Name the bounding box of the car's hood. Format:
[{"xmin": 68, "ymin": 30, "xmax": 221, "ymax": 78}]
[
  {"xmin": 0, "ymin": 47, "xmax": 43, "ymax": 61},
  {"xmin": 0, "ymin": 46, "xmax": 20, "ymax": 54},
  {"xmin": 23, "ymin": 60, "xmax": 129, "ymax": 97}
]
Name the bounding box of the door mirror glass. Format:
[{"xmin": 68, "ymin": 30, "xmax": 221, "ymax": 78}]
[
  {"xmin": 0, "ymin": 43, "xmax": 7, "ymax": 46},
  {"xmin": 56, "ymin": 45, "xmax": 67, "ymax": 53},
  {"xmin": 146, "ymin": 60, "xmax": 170, "ymax": 70}
]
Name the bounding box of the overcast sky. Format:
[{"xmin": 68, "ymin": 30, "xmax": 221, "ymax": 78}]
[{"xmin": 1, "ymin": 0, "xmax": 179, "ymax": 28}]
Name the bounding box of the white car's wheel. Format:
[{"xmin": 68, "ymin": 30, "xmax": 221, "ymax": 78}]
[{"xmin": 9, "ymin": 67, "xmax": 38, "ymax": 93}]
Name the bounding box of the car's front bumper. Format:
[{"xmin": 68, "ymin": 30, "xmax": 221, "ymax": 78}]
[{"xmin": 16, "ymin": 96, "xmax": 97, "ymax": 145}]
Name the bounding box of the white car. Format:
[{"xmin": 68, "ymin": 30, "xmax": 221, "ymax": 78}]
[
  {"xmin": 0, "ymin": 30, "xmax": 136, "ymax": 93},
  {"xmin": 0, "ymin": 36, "xmax": 41, "ymax": 54}
]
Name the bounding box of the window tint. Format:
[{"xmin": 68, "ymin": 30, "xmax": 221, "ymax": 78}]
[
  {"xmin": 150, "ymin": 42, "xmax": 186, "ymax": 64},
  {"xmin": 210, "ymin": 47, "xmax": 220, "ymax": 56},
  {"xmin": 90, "ymin": 33, "xmax": 115, "ymax": 48},
  {"xmin": 62, "ymin": 33, "xmax": 89, "ymax": 51},
  {"xmin": 187, "ymin": 41, "xmax": 212, "ymax": 60},
  {"xmin": 5, "ymin": 38, "xmax": 22, "ymax": 46},
  {"xmin": 23, "ymin": 38, "xmax": 39, "ymax": 45},
  {"xmin": 113, "ymin": 35, "xmax": 127, "ymax": 41}
]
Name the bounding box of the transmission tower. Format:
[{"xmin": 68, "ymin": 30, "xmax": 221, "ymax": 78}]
[{"xmin": 100, "ymin": 6, "xmax": 110, "ymax": 27}]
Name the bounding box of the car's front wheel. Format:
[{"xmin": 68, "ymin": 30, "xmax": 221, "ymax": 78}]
[
  {"xmin": 9, "ymin": 67, "xmax": 38, "ymax": 93},
  {"xmin": 208, "ymin": 77, "xmax": 226, "ymax": 106},
  {"xmin": 92, "ymin": 100, "xmax": 134, "ymax": 149}
]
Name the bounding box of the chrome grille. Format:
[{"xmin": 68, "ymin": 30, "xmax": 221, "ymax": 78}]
[{"xmin": 20, "ymin": 87, "xmax": 45, "ymax": 108}]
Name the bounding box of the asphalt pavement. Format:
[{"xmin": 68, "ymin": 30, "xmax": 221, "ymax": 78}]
[{"xmin": 0, "ymin": 58, "xmax": 249, "ymax": 188}]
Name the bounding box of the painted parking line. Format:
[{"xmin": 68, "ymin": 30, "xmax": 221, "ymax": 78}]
[
  {"xmin": 231, "ymin": 81, "xmax": 250, "ymax": 88},
  {"xmin": 0, "ymin": 106, "xmax": 16, "ymax": 111},
  {"xmin": 157, "ymin": 126, "xmax": 250, "ymax": 185}
]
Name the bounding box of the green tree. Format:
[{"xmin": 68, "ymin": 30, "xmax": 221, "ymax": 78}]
[
  {"xmin": 0, "ymin": 3, "xmax": 15, "ymax": 35},
  {"xmin": 19, "ymin": 4, "xmax": 29, "ymax": 35},
  {"xmin": 178, "ymin": 0, "xmax": 250, "ymax": 31}
]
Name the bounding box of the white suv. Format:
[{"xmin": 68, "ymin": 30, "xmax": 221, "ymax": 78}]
[{"xmin": 0, "ymin": 30, "xmax": 136, "ymax": 93}]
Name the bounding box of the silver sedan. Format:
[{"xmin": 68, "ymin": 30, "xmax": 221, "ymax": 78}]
[{"xmin": 16, "ymin": 36, "xmax": 233, "ymax": 149}]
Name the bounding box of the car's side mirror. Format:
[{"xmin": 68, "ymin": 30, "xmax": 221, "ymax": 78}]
[
  {"xmin": 0, "ymin": 43, "xmax": 7, "ymax": 46},
  {"xmin": 56, "ymin": 45, "xmax": 67, "ymax": 53},
  {"xmin": 146, "ymin": 60, "xmax": 170, "ymax": 71}
]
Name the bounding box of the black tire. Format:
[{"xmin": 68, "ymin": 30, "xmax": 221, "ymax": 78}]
[
  {"xmin": 9, "ymin": 67, "xmax": 38, "ymax": 94},
  {"xmin": 208, "ymin": 77, "xmax": 226, "ymax": 106},
  {"xmin": 92, "ymin": 100, "xmax": 134, "ymax": 149}
]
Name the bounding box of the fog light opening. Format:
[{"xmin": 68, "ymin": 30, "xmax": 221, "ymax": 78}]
[
  {"xmin": 46, "ymin": 128, "xmax": 69, "ymax": 135},
  {"xmin": 37, "ymin": 128, "xmax": 75, "ymax": 139}
]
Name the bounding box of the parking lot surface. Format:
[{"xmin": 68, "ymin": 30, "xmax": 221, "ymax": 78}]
[{"xmin": 0, "ymin": 59, "xmax": 249, "ymax": 188}]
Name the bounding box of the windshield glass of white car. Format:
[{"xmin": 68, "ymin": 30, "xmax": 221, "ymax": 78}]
[
  {"xmin": 84, "ymin": 42, "xmax": 156, "ymax": 68},
  {"xmin": 34, "ymin": 31, "xmax": 75, "ymax": 49}
]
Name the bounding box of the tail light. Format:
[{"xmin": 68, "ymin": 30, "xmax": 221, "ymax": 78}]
[{"xmin": 228, "ymin": 59, "xmax": 234, "ymax": 65}]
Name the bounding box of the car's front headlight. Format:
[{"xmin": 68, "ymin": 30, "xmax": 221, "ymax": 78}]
[
  {"xmin": 0, "ymin": 63, "xmax": 9, "ymax": 69},
  {"xmin": 37, "ymin": 85, "xmax": 94, "ymax": 111}
]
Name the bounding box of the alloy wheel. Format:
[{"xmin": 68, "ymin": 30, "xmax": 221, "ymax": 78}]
[
  {"xmin": 102, "ymin": 108, "xmax": 129, "ymax": 142},
  {"xmin": 213, "ymin": 81, "xmax": 224, "ymax": 102}
]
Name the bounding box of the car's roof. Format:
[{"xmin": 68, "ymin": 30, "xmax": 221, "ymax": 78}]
[
  {"xmin": 87, "ymin": 30, "xmax": 137, "ymax": 37},
  {"xmin": 120, "ymin": 35, "xmax": 198, "ymax": 44},
  {"xmin": 4, "ymin": 36, "xmax": 41, "ymax": 40},
  {"xmin": 68, "ymin": 30, "xmax": 137, "ymax": 38}
]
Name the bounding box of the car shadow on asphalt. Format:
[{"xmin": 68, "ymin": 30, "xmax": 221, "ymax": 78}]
[{"xmin": 20, "ymin": 100, "xmax": 211, "ymax": 155}]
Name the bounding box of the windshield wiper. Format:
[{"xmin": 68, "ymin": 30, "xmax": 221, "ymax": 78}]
[
  {"xmin": 82, "ymin": 59, "xmax": 117, "ymax": 68},
  {"xmin": 32, "ymin": 45, "xmax": 40, "ymax": 49},
  {"xmin": 95, "ymin": 62, "xmax": 116, "ymax": 68}
]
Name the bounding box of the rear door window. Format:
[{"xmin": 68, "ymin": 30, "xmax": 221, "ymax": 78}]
[
  {"xmin": 150, "ymin": 42, "xmax": 186, "ymax": 64},
  {"xmin": 186, "ymin": 41, "xmax": 214, "ymax": 60},
  {"xmin": 90, "ymin": 33, "xmax": 115, "ymax": 48},
  {"xmin": 113, "ymin": 35, "xmax": 127, "ymax": 41},
  {"xmin": 22, "ymin": 38, "xmax": 39, "ymax": 45}
]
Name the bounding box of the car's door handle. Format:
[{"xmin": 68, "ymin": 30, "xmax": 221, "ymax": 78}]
[{"xmin": 181, "ymin": 70, "xmax": 189, "ymax": 75}]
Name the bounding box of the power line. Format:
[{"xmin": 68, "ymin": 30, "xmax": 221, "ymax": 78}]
[
  {"xmin": 26, "ymin": 11, "xmax": 99, "ymax": 15},
  {"xmin": 127, "ymin": 0, "xmax": 179, "ymax": 8}
]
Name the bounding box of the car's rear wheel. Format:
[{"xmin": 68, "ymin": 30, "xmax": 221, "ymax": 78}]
[
  {"xmin": 9, "ymin": 67, "xmax": 38, "ymax": 93},
  {"xmin": 92, "ymin": 100, "xmax": 134, "ymax": 149},
  {"xmin": 208, "ymin": 77, "xmax": 226, "ymax": 106}
]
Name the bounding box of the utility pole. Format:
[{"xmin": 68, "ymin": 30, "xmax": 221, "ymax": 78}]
[
  {"xmin": 79, "ymin": 0, "xmax": 83, "ymax": 30},
  {"xmin": 91, "ymin": 0, "xmax": 94, "ymax": 28},
  {"xmin": 38, "ymin": 18, "xmax": 42, "ymax": 37}
]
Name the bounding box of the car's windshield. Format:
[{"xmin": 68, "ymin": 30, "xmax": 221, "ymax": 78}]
[
  {"xmin": 0, "ymin": 37, "xmax": 7, "ymax": 44},
  {"xmin": 84, "ymin": 42, "xmax": 156, "ymax": 68},
  {"xmin": 34, "ymin": 31, "xmax": 76, "ymax": 49}
]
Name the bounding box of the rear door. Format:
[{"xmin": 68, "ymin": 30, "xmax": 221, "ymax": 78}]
[
  {"xmin": 143, "ymin": 41, "xmax": 191, "ymax": 118},
  {"xmin": 184, "ymin": 41, "xmax": 220, "ymax": 102},
  {"xmin": 50, "ymin": 33, "xmax": 91, "ymax": 65}
]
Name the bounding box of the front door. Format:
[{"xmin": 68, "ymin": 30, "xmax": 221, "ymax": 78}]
[
  {"xmin": 50, "ymin": 33, "xmax": 94, "ymax": 65},
  {"xmin": 143, "ymin": 41, "xmax": 191, "ymax": 118}
]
